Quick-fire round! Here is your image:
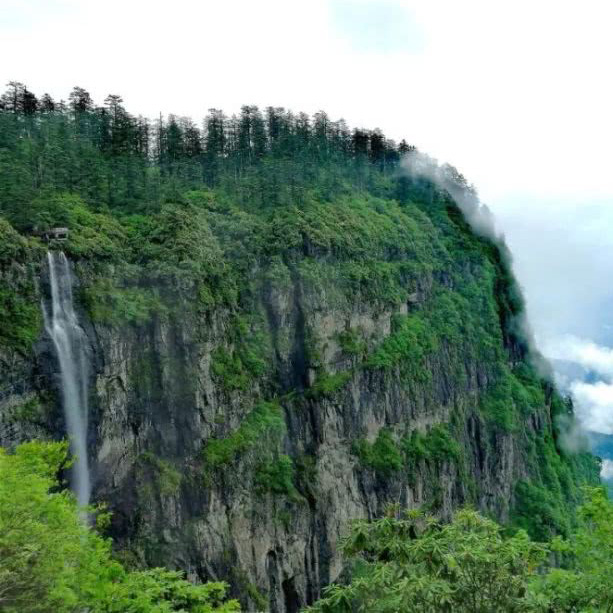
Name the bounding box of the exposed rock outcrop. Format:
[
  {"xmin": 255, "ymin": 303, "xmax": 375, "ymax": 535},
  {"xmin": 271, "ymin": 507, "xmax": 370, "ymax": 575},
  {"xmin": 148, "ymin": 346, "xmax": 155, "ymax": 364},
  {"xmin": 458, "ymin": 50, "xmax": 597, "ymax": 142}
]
[{"xmin": 0, "ymin": 193, "xmax": 598, "ymax": 612}]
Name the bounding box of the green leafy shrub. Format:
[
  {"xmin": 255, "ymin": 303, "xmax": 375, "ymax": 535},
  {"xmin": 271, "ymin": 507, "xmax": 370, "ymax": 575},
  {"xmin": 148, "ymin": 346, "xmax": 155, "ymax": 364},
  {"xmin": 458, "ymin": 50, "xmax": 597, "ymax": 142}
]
[
  {"xmin": 533, "ymin": 487, "xmax": 613, "ymax": 612},
  {"xmin": 0, "ymin": 217, "xmax": 39, "ymax": 263},
  {"xmin": 82, "ymin": 278, "xmax": 165, "ymax": 326},
  {"xmin": 479, "ymin": 373, "xmax": 517, "ymax": 431},
  {"xmin": 480, "ymin": 368, "xmax": 547, "ymax": 432},
  {"xmin": 204, "ymin": 402, "xmax": 300, "ymax": 499},
  {"xmin": 307, "ymin": 370, "xmax": 352, "ymax": 399},
  {"xmin": 366, "ymin": 313, "xmax": 437, "ymax": 380},
  {"xmin": 337, "ymin": 328, "xmax": 367, "ymax": 357},
  {"xmin": 403, "ymin": 424, "xmax": 461, "ymax": 465},
  {"xmin": 512, "ymin": 480, "xmax": 571, "ymax": 541},
  {"xmin": 0, "ymin": 217, "xmax": 43, "ymax": 353},
  {"xmin": 210, "ymin": 317, "xmax": 270, "ymax": 391},
  {"xmin": 402, "ymin": 429, "xmax": 430, "ymax": 463},
  {"xmin": 211, "ymin": 348, "xmax": 250, "ymax": 391},
  {"xmin": 138, "ymin": 452, "xmax": 182, "ymax": 497},
  {"xmin": 204, "ymin": 402, "xmax": 285, "ymax": 468},
  {"xmin": 354, "ymin": 429, "xmax": 403, "ymax": 477},
  {"xmin": 255, "ymin": 455, "xmax": 298, "ymax": 498},
  {"xmin": 308, "ymin": 507, "xmax": 545, "ymax": 613},
  {"xmin": 3, "ymin": 396, "xmax": 45, "ymax": 425},
  {"xmin": 0, "ymin": 286, "xmax": 42, "ymax": 353},
  {"xmin": 343, "ymin": 261, "xmax": 412, "ymax": 306},
  {"xmin": 0, "ymin": 441, "xmax": 238, "ymax": 613}
]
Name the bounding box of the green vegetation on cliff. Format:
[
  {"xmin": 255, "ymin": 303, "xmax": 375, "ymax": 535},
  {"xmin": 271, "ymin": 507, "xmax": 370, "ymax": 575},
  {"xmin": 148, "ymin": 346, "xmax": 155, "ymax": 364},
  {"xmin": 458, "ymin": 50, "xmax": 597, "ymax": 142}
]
[
  {"xmin": 0, "ymin": 441, "xmax": 238, "ymax": 613},
  {"xmin": 204, "ymin": 401, "xmax": 285, "ymax": 468},
  {"xmin": 0, "ymin": 84, "xmax": 598, "ymax": 513},
  {"xmin": 1, "ymin": 442, "xmax": 609, "ymax": 612},
  {"xmin": 0, "ymin": 219, "xmax": 43, "ymax": 352},
  {"xmin": 0, "ymin": 83, "xmax": 602, "ymax": 610}
]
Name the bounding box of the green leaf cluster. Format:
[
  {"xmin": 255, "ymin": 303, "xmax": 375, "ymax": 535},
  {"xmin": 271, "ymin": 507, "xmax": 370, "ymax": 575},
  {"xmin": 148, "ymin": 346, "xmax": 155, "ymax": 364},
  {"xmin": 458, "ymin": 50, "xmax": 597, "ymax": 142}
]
[
  {"xmin": 0, "ymin": 441, "xmax": 238, "ymax": 613},
  {"xmin": 203, "ymin": 402, "xmax": 301, "ymax": 499},
  {"xmin": 210, "ymin": 317, "xmax": 271, "ymax": 392},
  {"xmin": 403, "ymin": 425, "xmax": 461, "ymax": 465},
  {"xmin": 82, "ymin": 277, "xmax": 165, "ymax": 326},
  {"xmin": 353, "ymin": 429, "xmax": 404, "ymax": 477},
  {"xmin": 203, "ymin": 401, "xmax": 285, "ymax": 468},
  {"xmin": 308, "ymin": 371, "xmax": 353, "ymax": 399},
  {"xmin": 308, "ymin": 507, "xmax": 546, "ymax": 613},
  {"xmin": 137, "ymin": 452, "xmax": 182, "ymax": 497},
  {"xmin": 354, "ymin": 425, "xmax": 461, "ymax": 478},
  {"xmin": 254, "ymin": 455, "xmax": 299, "ymax": 498},
  {"xmin": 309, "ymin": 488, "xmax": 613, "ymax": 613}
]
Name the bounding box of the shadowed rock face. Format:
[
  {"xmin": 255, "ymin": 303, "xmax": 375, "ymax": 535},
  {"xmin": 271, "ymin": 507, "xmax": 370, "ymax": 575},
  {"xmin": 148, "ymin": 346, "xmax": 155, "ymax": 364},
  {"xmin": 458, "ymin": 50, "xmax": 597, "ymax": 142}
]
[{"xmin": 0, "ymin": 195, "xmax": 598, "ymax": 612}]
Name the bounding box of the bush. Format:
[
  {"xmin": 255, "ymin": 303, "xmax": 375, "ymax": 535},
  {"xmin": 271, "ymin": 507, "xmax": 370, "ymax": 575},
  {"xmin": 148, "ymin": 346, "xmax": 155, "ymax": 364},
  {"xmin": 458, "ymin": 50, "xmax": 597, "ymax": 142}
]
[
  {"xmin": 0, "ymin": 441, "xmax": 239, "ymax": 613},
  {"xmin": 210, "ymin": 317, "xmax": 271, "ymax": 391},
  {"xmin": 138, "ymin": 452, "xmax": 182, "ymax": 497},
  {"xmin": 337, "ymin": 328, "xmax": 367, "ymax": 357},
  {"xmin": 354, "ymin": 429, "xmax": 403, "ymax": 477},
  {"xmin": 403, "ymin": 424, "xmax": 461, "ymax": 465},
  {"xmin": 82, "ymin": 277, "xmax": 165, "ymax": 326},
  {"xmin": 307, "ymin": 370, "xmax": 352, "ymax": 398},
  {"xmin": 0, "ymin": 286, "xmax": 41, "ymax": 353},
  {"xmin": 512, "ymin": 480, "xmax": 571, "ymax": 541},
  {"xmin": 204, "ymin": 402, "xmax": 285, "ymax": 468},
  {"xmin": 366, "ymin": 313, "xmax": 437, "ymax": 377},
  {"xmin": 255, "ymin": 455, "xmax": 298, "ymax": 497},
  {"xmin": 0, "ymin": 217, "xmax": 35, "ymax": 263},
  {"xmin": 308, "ymin": 507, "xmax": 545, "ymax": 613}
]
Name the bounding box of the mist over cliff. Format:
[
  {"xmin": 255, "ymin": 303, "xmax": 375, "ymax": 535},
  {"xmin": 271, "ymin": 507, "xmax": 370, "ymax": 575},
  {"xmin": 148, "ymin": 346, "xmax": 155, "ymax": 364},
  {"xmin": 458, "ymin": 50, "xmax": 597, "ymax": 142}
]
[{"xmin": 493, "ymin": 199, "xmax": 613, "ymax": 446}]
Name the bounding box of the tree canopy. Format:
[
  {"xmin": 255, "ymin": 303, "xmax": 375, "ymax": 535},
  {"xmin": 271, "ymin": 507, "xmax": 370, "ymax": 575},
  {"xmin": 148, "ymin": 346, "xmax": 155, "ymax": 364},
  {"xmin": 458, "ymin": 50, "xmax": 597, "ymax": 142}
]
[
  {"xmin": 0, "ymin": 83, "xmax": 438, "ymax": 229},
  {"xmin": 0, "ymin": 440, "xmax": 239, "ymax": 613},
  {"xmin": 308, "ymin": 490, "xmax": 613, "ymax": 612}
]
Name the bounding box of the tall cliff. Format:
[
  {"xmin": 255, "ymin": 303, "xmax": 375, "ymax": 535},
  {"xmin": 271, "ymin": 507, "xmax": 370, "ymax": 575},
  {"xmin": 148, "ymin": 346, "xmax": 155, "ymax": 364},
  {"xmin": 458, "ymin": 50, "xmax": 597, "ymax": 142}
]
[{"xmin": 0, "ymin": 184, "xmax": 598, "ymax": 611}]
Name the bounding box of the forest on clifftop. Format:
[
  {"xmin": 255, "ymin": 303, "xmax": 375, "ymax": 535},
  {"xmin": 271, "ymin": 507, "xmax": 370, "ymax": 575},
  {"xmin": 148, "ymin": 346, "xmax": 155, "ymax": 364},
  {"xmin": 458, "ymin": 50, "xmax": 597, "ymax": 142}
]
[{"xmin": 0, "ymin": 82, "xmax": 608, "ymax": 612}]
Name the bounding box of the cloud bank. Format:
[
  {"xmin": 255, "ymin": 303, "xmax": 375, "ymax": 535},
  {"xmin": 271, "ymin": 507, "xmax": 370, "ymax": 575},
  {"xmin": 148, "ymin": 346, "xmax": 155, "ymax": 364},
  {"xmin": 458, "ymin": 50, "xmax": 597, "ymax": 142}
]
[{"xmin": 493, "ymin": 200, "xmax": 613, "ymax": 445}]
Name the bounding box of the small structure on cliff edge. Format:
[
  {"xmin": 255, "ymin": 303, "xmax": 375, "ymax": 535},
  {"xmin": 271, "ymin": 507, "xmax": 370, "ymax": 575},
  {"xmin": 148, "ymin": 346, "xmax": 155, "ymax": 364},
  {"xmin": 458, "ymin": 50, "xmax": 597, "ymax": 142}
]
[{"xmin": 32, "ymin": 227, "xmax": 69, "ymax": 242}]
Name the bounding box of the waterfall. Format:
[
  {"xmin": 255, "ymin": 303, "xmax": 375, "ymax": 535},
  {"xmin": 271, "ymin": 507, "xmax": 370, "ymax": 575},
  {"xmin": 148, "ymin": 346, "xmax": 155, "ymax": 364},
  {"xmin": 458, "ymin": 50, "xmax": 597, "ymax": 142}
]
[{"xmin": 43, "ymin": 251, "xmax": 91, "ymax": 508}]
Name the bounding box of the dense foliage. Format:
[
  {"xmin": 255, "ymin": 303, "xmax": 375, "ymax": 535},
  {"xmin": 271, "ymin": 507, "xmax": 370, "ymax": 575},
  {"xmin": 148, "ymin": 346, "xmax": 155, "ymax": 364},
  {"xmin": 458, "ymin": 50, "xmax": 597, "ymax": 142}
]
[
  {"xmin": 308, "ymin": 490, "xmax": 613, "ymax": 613},
  {"xmin": 0, "ymin": 83, "xmax": 598, "ymax": 521},
  {"xmin": 0, "ymin": 82, "xmax": 604, "ymax": 609},
  {"xmin": 1, "ymin": 440, "xmax": 608, "ymax": 612},
  {"xmin": 0, "ymin": 81, "xmax": 421, "ymax": 228},
  {"xmin": 0, "ymin": 441, "xmax": 238, "ymax": 612}
]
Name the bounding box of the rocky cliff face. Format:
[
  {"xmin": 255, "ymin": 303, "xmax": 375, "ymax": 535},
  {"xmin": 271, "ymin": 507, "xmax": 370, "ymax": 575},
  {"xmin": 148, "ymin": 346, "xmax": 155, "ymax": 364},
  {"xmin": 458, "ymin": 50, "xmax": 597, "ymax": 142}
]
[{"xmin": 0, "ymin": 193, "xmax": 598, "ymax": 612}]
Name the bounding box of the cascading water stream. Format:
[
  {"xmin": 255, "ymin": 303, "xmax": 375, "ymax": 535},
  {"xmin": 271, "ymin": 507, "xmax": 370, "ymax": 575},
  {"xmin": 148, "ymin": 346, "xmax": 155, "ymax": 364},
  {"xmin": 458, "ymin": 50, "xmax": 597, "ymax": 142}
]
[{"xmin": 43, "ymin": 251, "xmax": 91, "ymax": 508}]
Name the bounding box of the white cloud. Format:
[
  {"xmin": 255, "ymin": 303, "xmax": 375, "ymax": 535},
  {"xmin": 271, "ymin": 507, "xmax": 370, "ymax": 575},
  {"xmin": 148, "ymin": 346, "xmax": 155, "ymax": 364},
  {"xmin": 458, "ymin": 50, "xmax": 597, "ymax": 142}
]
[
  {"xmin": 541, "ymin": 334, "xmax": 613, "ymax": 436},
  {"xmin": 571, "ymin": 381, "xmax": 613, "ymax": 434},
  {"xmin": 601, "ymin": 459, "xmax": 613, "ymax": 480},
  {"xmin": 544, "ymin": 336, "xmax": 613, "ymax": 380},
  {"xmin": 493, "ymin": 198, "xmax": 613, "ymax": 347}
]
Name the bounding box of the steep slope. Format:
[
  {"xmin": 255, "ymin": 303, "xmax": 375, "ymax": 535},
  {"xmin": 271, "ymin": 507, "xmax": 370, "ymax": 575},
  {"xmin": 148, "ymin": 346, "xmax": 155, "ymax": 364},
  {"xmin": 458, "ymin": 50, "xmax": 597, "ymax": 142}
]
[
  {"xmin": 0, "ymin": 87, "xmax": 600, "ymax": 611},
  {"xmin": 0, "ymin": 187, "xmax": 598, "ymax": 612}
]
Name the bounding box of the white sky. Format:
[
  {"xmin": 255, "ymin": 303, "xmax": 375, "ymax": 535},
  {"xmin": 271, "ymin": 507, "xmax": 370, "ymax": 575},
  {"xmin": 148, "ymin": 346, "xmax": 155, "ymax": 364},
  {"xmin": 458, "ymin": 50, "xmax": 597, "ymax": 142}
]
[
  {"xmin": 3, "ymin": 0, "xmax": 613, "ymax": 202},
  {"xmin": 3, "ymin": 0, "xmax": 613, "ymax": 432}
]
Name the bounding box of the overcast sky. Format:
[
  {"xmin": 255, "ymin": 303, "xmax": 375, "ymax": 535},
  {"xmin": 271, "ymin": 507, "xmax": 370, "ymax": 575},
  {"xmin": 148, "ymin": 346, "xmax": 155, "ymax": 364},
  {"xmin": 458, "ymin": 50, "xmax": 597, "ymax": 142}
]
[{"xmin": 3, "ymin": 0, "xmax": 613, "ymax": 433}]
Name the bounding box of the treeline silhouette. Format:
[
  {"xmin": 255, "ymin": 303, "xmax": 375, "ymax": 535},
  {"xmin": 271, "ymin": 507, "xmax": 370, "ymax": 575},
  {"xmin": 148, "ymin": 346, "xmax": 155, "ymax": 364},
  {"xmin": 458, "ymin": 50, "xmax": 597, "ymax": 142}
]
[{"xmin": 0, "ymin": 81, "xmax": 427, "ymax": 228}]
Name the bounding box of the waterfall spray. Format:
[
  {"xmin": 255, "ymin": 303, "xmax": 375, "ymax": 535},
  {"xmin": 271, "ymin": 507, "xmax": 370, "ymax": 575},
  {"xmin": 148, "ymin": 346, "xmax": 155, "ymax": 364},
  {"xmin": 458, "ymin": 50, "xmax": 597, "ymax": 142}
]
[{"xmin": 43, "ymin": 251, "xmax": 91, "ymax": 508}]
